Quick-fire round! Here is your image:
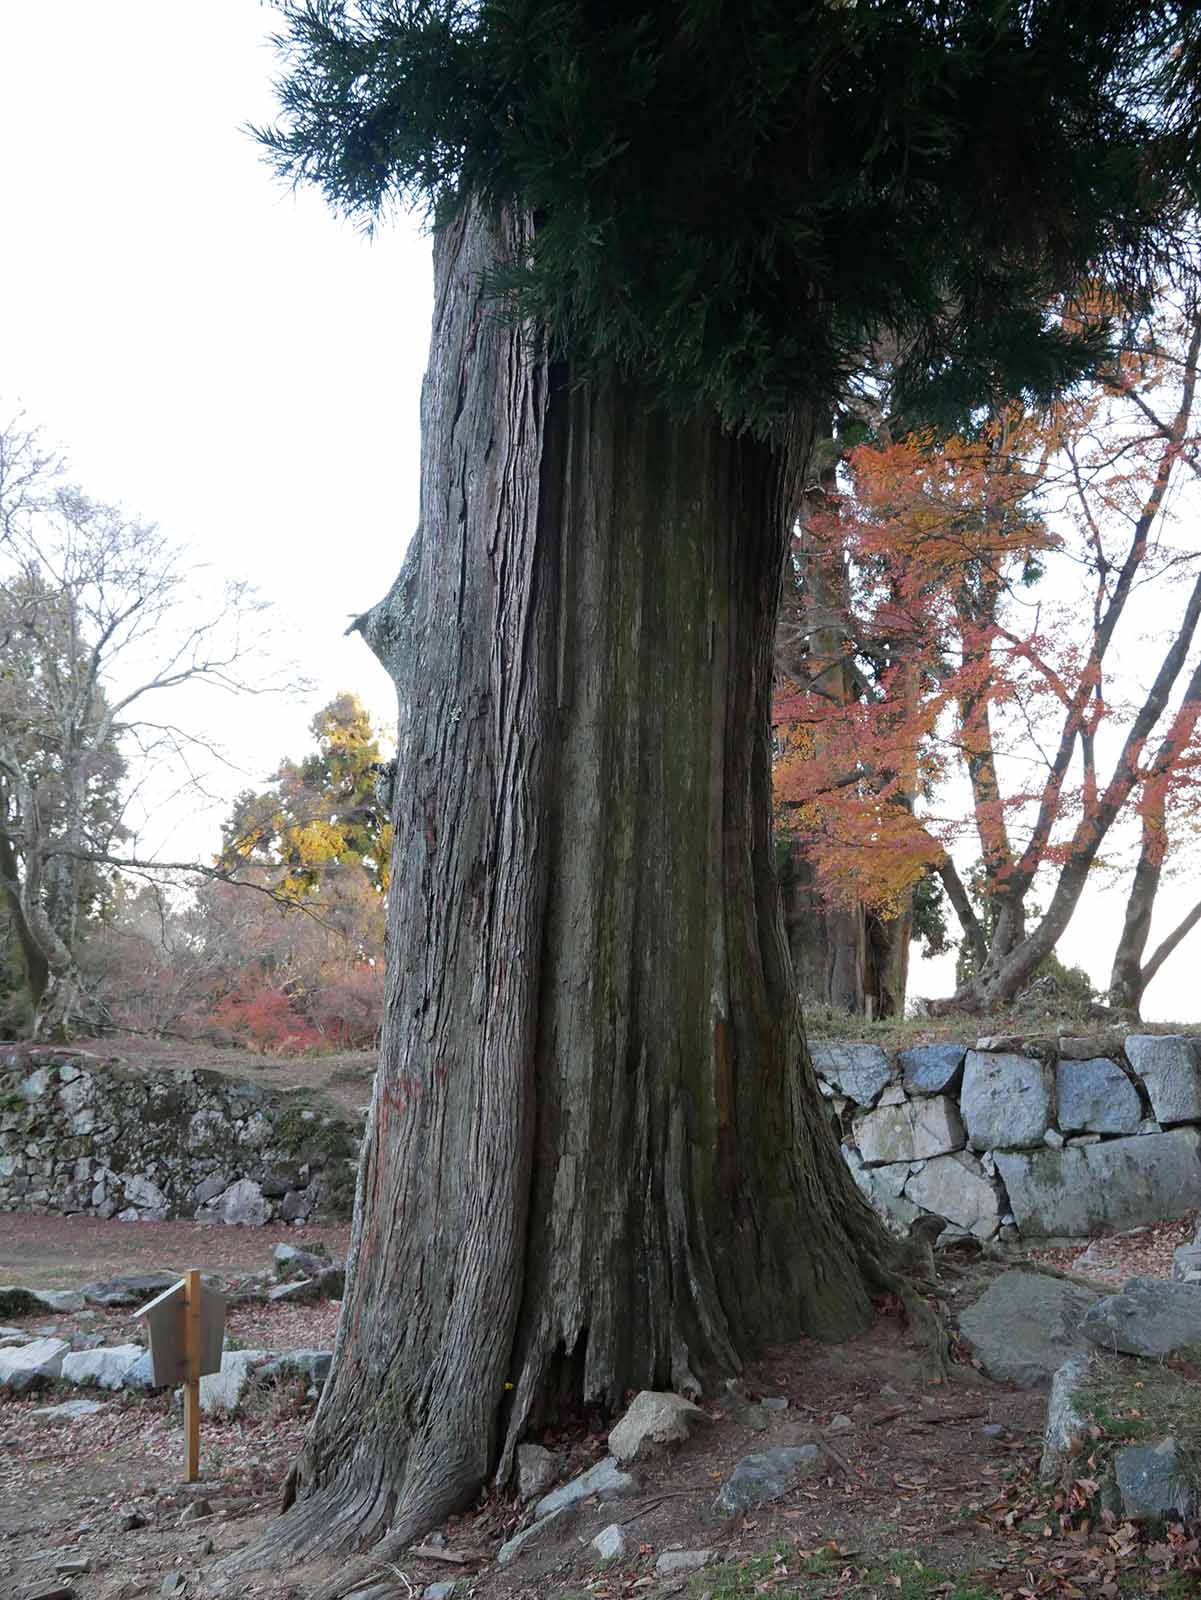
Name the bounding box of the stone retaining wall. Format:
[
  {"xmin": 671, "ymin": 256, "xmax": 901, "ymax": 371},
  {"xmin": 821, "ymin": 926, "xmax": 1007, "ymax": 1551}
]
[
  {"xmin": 0, "ymin": 1046, "xmax": 363, "ymax": 1223},
  {"xmin": 814, "ymin": 1031, "xmax": 1201, "ymax": 1239}
]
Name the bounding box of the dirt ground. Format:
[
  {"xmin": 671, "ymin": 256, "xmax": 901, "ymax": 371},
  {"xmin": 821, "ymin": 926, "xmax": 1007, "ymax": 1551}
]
[{"xmin": 3, "ymin": 1219, "xmax": 1199, "ymax": 1600}]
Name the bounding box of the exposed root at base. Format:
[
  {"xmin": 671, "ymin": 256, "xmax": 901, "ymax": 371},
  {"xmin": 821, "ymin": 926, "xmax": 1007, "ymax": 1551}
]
[{"xmin": 861, "ymin": 1247, "xmax": 954, "ymax": 1382}]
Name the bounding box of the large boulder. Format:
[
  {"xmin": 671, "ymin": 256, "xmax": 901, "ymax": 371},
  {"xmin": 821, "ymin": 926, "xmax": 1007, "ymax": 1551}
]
[
  {"xmin": 853, "ymin": 1096, "xmax": 964, "ymax": 1166},
  {"xmin": 898, "ymin": 1044, "xmax": 967, "ymax": 1097},
  {"xmin": 903, "ymin": 1150, "xmax": 1003, "ymax": 1239},
  {"xmin": 957, "ymin": 1271, "xmax": 1098, "ymax": 1387},
  {"xmin": 1081, "ymin": 1278, "xmax": 1201, "ymax": 1359},
  {"xmin": 713, "ymin": 1446, "xmax": 819, "ymax": 1516},
  {"xmin": 1124, "ymin": 1035, "xmax": 1201, "ymax": 1124},
  {"xmin": 0, "ymin": 1335, "xmax": 70, "ymax": 1394},
  {"xmin": 961, "ymin": 1052, "xmax": 1054, "ymax": 1150},
  {"xmin": 995, "ymin": 1129, "xmax": 1201, "ymax": 1237},
  {"xmin": 200, "ymin": 1178, "xmax": 272, "ymax": 1226},
  {"xmin": 61, "ymin": 1344, "xmax": 144, "ymax": 1390},
  {"xmin": 608, "ymin": 1390, "xmax": 711, "ymax": 1463},
  {"xmin": 1056, "ymin": 1058, "xmax": 1142, "ymax": 1135},
  {"xmin": 808, "ymin": 1043, "xmax": 892, "ymax": 1107}
]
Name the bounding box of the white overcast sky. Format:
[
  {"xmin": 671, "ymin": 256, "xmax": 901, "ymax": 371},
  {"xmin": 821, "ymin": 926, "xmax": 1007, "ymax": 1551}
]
[{"xmin": 1, "ymin": 2, "xmax": 1197, "ymax": 1021}]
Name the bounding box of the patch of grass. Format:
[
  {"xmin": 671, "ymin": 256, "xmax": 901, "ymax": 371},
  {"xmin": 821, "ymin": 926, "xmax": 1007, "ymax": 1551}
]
[{"xmin": 696, "ymin": 1547, "xmax": 990, "ymax": 1600}]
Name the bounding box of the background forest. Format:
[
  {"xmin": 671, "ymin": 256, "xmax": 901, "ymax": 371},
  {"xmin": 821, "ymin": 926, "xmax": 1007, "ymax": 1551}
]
[{"xmin": 5, "ymin": 280, "xmax": 1201, "ymax": 1044}]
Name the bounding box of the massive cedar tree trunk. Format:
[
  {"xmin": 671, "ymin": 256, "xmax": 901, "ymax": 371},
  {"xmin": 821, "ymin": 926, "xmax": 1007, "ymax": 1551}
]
[{"xmin": 247, "ymin": 209, "xmax": 895, "ymax": 1574}]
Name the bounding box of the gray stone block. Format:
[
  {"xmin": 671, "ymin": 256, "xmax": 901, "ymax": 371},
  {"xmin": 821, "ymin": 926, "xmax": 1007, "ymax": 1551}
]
[
  {"xmin": 1056, "ymin": 1058, "xmax": 1142, "ymax": 1135},
  {"xmin": 843, "ymin": 1148, "xmax": 919, "ymax": 1236},
  {"xmin": 1040, "ymin": 1353, "xmax": 1096, "ymax": 1481},
  {"xmin": 1114, "ymin": 1440, "xmax": 1195, "ymax": 1525},
  {"xmin": 713, "ymin": 1446, "xmax": 819, "ymax": 1515},
  {"xmin": 1125, "ymin": 1035, "xmax": 1201, "ymax": 1123},
  {"xmin": 995, "ymin": 1129, "xmax": 1201, "ymax": 1237},
  {"xmin": 1172, "ymin": 1242, "xmax": 1201, "ymax": 1283},
  {"xmin": 853, "ymin": 1096, "xmax": 965, "ymax": 1166},
  {"xmin": 898, "ymin": 1044, "xmax": 967, "ymax": 1096},
  {"xmin": 957, "ymin": 1271, "xmax": 1098, "ymax": 1387},
  {"xmin": 61, "ymin": 1344, "xmax": 144, "ymax": 1391},
  {"xmin": 903, "ymin": 1151, "xmax": 1002, "ymax": 1239},
  {"xmin": 809, "ymin": 1043, "xmax": 892, "ymax": 1107},
  {"xmin": 962, "ymin": 1052, "xmax": 1053, "ymax": 1150},
  {"xmin": 0, "ymin": 1335, "xmax": 69, "ymax": 1393},
  {"xmin": 1081, "ymin": 1278, "xmax": 1201, "ymax": 1358},
  {"xmin": 534, "ymin": 1456, "xmax": 635, "ymax": 1519}
]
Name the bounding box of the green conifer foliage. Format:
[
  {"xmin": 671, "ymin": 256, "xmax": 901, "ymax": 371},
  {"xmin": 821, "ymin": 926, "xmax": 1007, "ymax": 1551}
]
[{"xmin": 258, "ymin": 1, "xmax": 1199, "ymax": 433}]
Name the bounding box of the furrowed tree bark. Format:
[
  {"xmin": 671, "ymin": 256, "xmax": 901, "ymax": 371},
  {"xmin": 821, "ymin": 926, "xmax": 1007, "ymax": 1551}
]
[{"xmin": 236, "ymin": 207, "xmax": 897, "ymax": 1581}]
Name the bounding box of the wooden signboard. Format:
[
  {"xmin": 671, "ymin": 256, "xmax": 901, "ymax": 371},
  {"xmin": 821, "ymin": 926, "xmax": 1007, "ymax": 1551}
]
[{"xmin": 136, "ymin": 1270, "xmax": 226, "ymax": 1481}]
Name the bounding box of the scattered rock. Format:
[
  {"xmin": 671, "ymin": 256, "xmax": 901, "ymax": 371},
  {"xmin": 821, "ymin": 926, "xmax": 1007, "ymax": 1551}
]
[
  {"xmin": 592, "ymin": 1524, "xmax": 626, "ymax": 1561},
  {"xmin": 809, "ymin": 1043, "xmax": 892, "ymax": 1107},
  {"xmin": 272, "ymin": 1242, "xmax": 330, "ymax": 1278},
  {"xmin": 1056, "ymin": 1058, "xmax": 1142, "ymax": 1135},
  {"xmin": 120, "ymin": 1508, "xmax": 148, "ymax": 1532},
  {"xmin": 534, "ymin": 1456, "xmax": 636, "ymax": 1518},
  {"xmin": 961, "ymin": 1052, "xmax": 1054, "ymax": 1151},
  {"xmin": 898, "ymin": 1044, "xmax": 967, "ymax": 1096},
  {"xmin": 61, "ymin": 1343, "xmax": 144, "ymax": 1390},
  {"xmin": 28, "ymin": 1587, "xmax": 76, "ymax": 1600},
  {"xmin": 423, "ymin": 1583, "xmax": 457, "ymax": 1600},
  {"xmin": 761, "ymin": 1396, "xmax": 789, "ymax": 1412},
  {"xmin": 981, "ymin": 1423, "xmax": 1006, "ymax": 1440},
  {"xmin": 516, "ymin": 1443, "xmax": 558, "ymax": 1503},
  {"xmin": 713, "ymin": 1446, "xmax": 820, "ymax": 1516},
  {"xmin": 655, "ymin": 1550, "xmax": 714, "ymax": 1576},
  {"xmin": 608, "ymin": 1390, "xmax": 711, "ymax": 1463},
  {"xmin": 0, "ymin": 1335, "xmax": 70, "ymax": 1393},
  {"xmin": 31, "ymin": 1398, "xmax": 107, "ymax": 1421},
  {"xmin": 160, "ymin": 1576, "xmax": 187, "ymax": 1597},
  {"xmin": 179, "ymin": 1498, "xmax": 212, "ymax": 1523},
  {"xmin": 957, "ymin": 1271, "xmax": 1098, "ymax": 1387},
  {"xmin": 1040, "ymin": 1353, "xmax": 1095, "ymax": 1480},
  {"xmin": 995, "ymin": 1130, "xmax": 1201, "ymax": 1236},
  {"xmin": 823, "ymin": 1413, "xmax": 853, "ymax": 1435},
  {"xmin": 55, "ymin": 1558, "xmax": 91, "ymax": 1576},
  {"xmin": 1124, "ymin": 1035, "xmax": 1201, "ymax": 1124},
  {"xmin": 1081, "ymin": 1278, "xmax": 1201, "ymax": 1358},
  {"xmin": 1114, "ymin": 1439, "xmax": 1196, "ymax": 1526},
  {"xmin": 497, "ymin": 1506, "xmax": 567, "ymax": 1565},
  {"xmin": 854, "ymin": 1095, "xmax": 965, "ymax": 1166}
]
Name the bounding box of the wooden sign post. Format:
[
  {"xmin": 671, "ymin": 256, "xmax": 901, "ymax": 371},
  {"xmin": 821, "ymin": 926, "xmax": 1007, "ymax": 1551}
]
[
  {"xmin": 183, "ymin": 1269, "xmax": 202, "ymax": 1481},
  {"xmin": 136, "ymin": 1271, "xmax": 226, "ymax": 1483}
]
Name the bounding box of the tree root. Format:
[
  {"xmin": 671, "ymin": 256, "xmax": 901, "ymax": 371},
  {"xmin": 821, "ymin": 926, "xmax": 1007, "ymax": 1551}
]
[{"xmin": 862, "ymin": 1245, "xmax": 955, "ymax": 1382}]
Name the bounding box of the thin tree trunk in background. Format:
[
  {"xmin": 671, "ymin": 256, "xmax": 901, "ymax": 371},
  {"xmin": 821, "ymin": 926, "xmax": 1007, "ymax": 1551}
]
[{"xmin": 238, "ymin": 208, "xmax": 897, "ymax": 1578}]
